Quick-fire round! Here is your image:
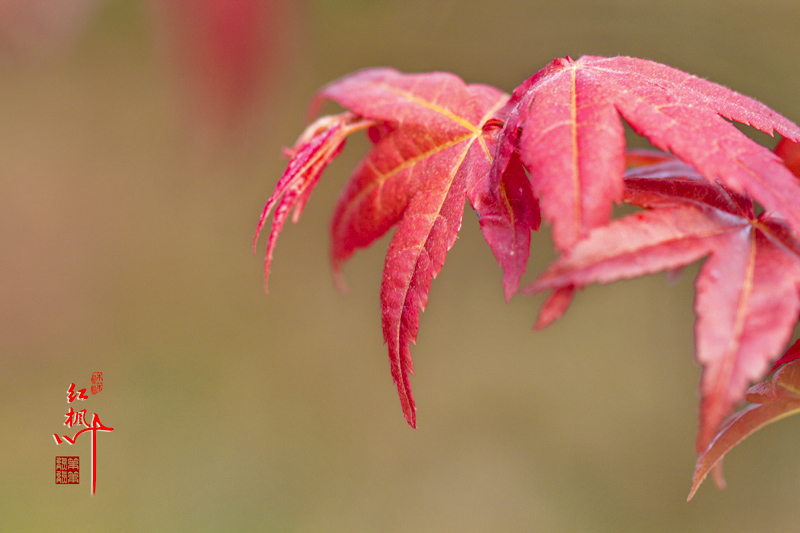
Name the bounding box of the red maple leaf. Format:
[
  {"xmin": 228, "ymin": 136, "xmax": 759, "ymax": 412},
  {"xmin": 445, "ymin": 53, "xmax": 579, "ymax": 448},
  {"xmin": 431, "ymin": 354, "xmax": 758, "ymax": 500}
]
[
  {"xmin": 257, "ymin": 57, "xmax": 800, "ymax": 440},
  {"xmin": 256, "ymin": 68, "xmax": 539, "ymax": 427},
  {"xmin": 685, "ymin": 139, "xmax": 800, "ymax": 499},
  {"xmin": 492, "ymin": 56, "xmax": 800, "ymax": 330},
  {"xmin": 527, "ymin": 152, "xmax": 800, "ymax": 455},
  {"xmin": 493, "ymin": 56, "xmax": 800, "ymax": 251}
]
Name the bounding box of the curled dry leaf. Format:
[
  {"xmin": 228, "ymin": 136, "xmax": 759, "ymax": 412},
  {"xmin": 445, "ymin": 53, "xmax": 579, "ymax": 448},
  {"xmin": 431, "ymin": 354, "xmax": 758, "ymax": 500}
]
[{"xmin": 254, "ymin": 112, "xmax": 375, "ymax": 292}]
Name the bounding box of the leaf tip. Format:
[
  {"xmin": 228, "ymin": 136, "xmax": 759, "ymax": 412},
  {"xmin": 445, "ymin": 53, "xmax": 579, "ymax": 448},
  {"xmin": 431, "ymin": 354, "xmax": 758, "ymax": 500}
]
[
  {"xmin": 712, "ymin": 463, "xmax": 727, "ymax": 491},
  {"xmin": 262, "ymin": 258, "xmax": 272, "ymax": 294},
  {"xmin": 400, "ymin": 386, "xmax": 417, "ymax": 429},
  {"xmin": 502, "ymin": 281, "xmax": 518, "ymax": 304},
  {"xmin": 686, "ymin": 485, "xmax": 700, "ymax": 503},
  {"xmin": 687, "ymin": 460, "xmax": 726, "ymax": 502},
  {"xmin": 332, "ymin": 269, "xmax": 349, "ymax": 295},
  {"xmin": 532, "ymin": 286, "xmax": 576, "ymax": 330}
]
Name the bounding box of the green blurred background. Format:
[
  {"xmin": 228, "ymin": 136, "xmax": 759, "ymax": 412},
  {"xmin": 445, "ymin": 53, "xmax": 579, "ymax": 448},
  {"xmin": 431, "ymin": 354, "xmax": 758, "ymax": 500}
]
[{"xmin": 2, "ymin": 0, "xmax": 799, "ymax": 530}]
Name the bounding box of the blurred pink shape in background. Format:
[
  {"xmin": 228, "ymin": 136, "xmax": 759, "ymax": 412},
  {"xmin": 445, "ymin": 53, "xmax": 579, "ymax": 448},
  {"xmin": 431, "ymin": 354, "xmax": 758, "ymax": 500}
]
[
  {"xmin": 150, "ymin": 0, "xmax": 299, "ymax": 149},
  {"xmin": 0, "ymin": 0, "xmax": 103, "ymax": 57},
  {"xmin": 0, "ymin": 0, "xmax": 299, "ymax": 150}
]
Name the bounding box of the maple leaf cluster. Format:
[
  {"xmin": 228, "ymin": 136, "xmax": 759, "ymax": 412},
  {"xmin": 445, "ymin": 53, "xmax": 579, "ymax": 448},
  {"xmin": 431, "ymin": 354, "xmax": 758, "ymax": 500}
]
[{"xmin": 255, "ymin": 56, "xmax": 800, "ymax": 499}]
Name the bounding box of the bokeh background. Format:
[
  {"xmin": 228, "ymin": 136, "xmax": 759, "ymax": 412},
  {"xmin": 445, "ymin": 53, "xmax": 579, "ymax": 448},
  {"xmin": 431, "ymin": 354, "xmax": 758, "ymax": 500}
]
[{"xmin": 2, "ymin": 0, "xmax": 799, "ymax": 530}]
